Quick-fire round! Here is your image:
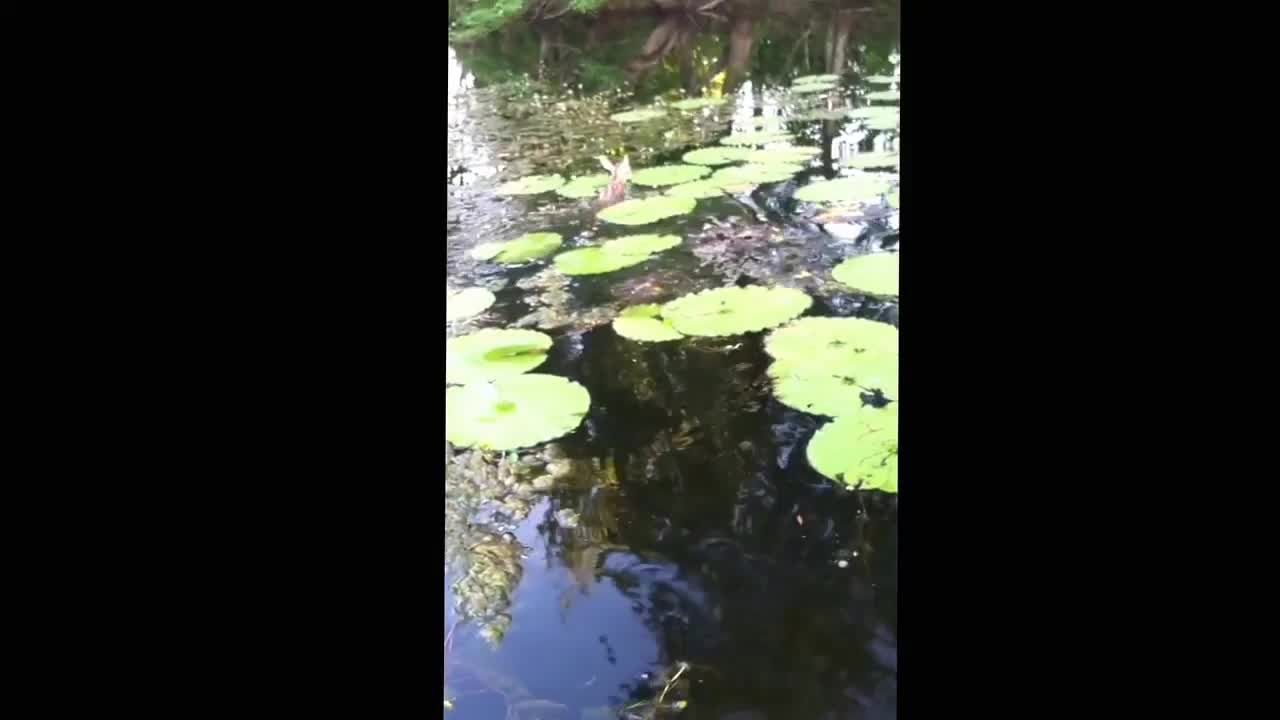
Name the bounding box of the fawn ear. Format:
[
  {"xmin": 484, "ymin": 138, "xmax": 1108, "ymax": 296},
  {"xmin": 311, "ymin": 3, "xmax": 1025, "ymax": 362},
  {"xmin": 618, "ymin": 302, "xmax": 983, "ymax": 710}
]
[{"xmin": 598, "ymin": 156, "xmax": 616, "ymax": 173}]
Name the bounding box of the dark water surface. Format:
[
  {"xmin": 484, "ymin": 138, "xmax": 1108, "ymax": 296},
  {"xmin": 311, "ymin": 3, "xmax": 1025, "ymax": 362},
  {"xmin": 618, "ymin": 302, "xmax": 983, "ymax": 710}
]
[{"xmin": 447, "ymin": 4, "xmax": 898, "ymax": 718}]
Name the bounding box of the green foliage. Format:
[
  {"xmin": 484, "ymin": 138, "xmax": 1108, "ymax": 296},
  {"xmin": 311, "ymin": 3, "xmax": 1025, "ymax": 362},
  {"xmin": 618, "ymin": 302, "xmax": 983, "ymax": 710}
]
[
  {"xmin": 446, "ymin": 374, "xmax": 591, "ymax": 451},
  {"xmin": 450, "ymin": 0, "xmax": 529, "ymax": 43},
  {"xmin": 447, "ymin": 287, "xmax": 497, "ymax": 322},
  {"xmin": 660, "ymin": 286, "xmax": 812, "ymax": 337},
  {"xmin": 807, "ymin": 403, "xmax": 898, "ymax": 493},
  {"xmin": 446, "ymin": 328, "xmax": 552, "ymax": 384}
]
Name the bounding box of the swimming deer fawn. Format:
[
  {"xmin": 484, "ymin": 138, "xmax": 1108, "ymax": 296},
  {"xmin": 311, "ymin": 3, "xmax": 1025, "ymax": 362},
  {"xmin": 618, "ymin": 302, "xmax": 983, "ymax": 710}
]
[{"xmin": 596, "ymin": 155, "xmax": 632, "ymax": 207}]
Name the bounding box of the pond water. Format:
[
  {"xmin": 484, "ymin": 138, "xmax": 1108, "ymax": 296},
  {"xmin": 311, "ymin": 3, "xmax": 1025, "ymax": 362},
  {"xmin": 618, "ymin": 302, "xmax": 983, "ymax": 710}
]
[{"xmin": 447, "ymin": 4, "xmax": 898, "ymax": 718}]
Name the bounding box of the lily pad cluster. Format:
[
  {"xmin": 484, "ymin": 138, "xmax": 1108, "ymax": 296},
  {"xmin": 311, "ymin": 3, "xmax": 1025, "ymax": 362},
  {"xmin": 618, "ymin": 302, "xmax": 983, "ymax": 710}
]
[
  {"xmin": 763, "ymin": 316, "xmax": 899, "ymax": 492},
  {"xmin": 611, "ymin": 286, "xmax": 812, "ymax": 341},
  {"xmin": 553, "ymin": 234, "xmax": 682, "ymax": 275},
  {"xmin": 445, "ymin": 328, "xmax": 591, "ymax": 451}
]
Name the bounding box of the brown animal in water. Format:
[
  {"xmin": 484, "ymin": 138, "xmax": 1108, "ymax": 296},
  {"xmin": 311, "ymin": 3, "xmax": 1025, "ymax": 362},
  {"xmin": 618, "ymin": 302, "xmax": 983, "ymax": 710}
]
[{"xmin": 596, "ymin": 155, "xmax": 632, "ymax": 207}]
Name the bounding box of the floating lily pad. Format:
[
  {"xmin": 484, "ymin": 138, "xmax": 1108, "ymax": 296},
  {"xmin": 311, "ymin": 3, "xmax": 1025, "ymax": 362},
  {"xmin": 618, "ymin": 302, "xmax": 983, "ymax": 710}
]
[
  {"xmin": 770, "ymin": 352, "xmax": 898, "ymax": 413},
  {"xmin": 765, "ymin": 316, "xmax": 898, "ymax": 363},
  {"xmin": 833, "ymin": 253, "xmax": 899, "ymax": 296},
  {"xmin": 795, "ymin": 109, "xmax": 855, "ymax": 122},
  {"xmin": 446, "ymin": 374, "xmax": 591, "ymax": 451},
  {"xmin": 610, "ymin": 108, "xmax": 666, "ymax": 123},
  {"xmin": 865, "ymin": 114, "xmax": 900, "ymax": 131},
  {"xmin": 865, "ymin": 89, "xmax": 900, "ymax": 102},
  {"xmin": 807, "ymin": 404, "xmax": 897, "ymax": 492},
  {"xmin": 792, "ymin": 82, "xmax": 839, "ymax": 95},
  {"xmin": 720, "ymin": 131, "xmax": 795, "ymax": 146},
  {"xmin": 793, "ymin": 73, "xmax": 840, "ymax": 85},
  {"xmin": 495, "ymin": 174, "xmax": 565, "ymax": 196},
  {"xmin": 556, "ymin": 173, "xmax": 612, "ymax": 199},
  {"xmin": 470, "ymin": 232, "xmax": 564, "ymax": 263},
  {"xmin": 847, "ymin": 106, "xmax": 899, "ymax": 121},
  {"xmin": 864, "ymin": 75, "xmax": 897, "ymax": 84},
  {"xmin": 888, "ymin": 189, "xmax": 899, "ymax": 208},
  {"xmin": 620, "ymin": 304, "xmax": 663, "ymax": 318},
  {"xmin": 745, "ymin": 146, "xmax": 821, "ymax": 164},
  {"xmin": 843, "ymin": 152, "xmax": 899, "ymax": 169},
  {"xmin": 630, "ymin": 164, "xmax": 712, "ymax": 188},
  {"xmin": 661, "ymin": 286, "xmax": 812, "ymax": 337},
  {"xmin": 446, "ymin": 287, "xmax": 496, "ymax": 322},
  {"xmin": 598, "ymin": 196, "xmax": 696, "ymax": 225},
  {"xmin": 794, "ymin": 174, "xmax": 893, "ymax": 204},
  {"xmin": 613, "ymin": 316, "xmax": 684, "ymax": 342},
  {"xmin": 603, "ymin": 234, "xmax": 682, "ymax": 255},
  {"xmin": 712, "ymin": 163, "xmax": 805, "ymax": 187},
  {"xmin": 666, "ymin": 180, "xmax": 726, "ymax": 199},
  {"xmin": 671, "ymin": 97, "xmax": 727, "ymax": 110},
  {"xmin": 553, "ymin": 247, "xmax": 651, "ymax": 275},
  {"xmin": 682, "ymin": 146, "xmax": 755, "ymax": 166},
  {"xmin": 446, "ymin": 328, "xmax": 553, "ymax": 385}
]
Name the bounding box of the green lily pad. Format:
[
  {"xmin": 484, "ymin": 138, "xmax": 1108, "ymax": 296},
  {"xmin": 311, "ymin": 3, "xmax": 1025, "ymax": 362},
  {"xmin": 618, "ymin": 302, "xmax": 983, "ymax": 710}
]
[
  {"xmin": 613, "ymin": 316, "xmax": 684, "ymax": 342},
  {"xmin": 865, "ymin": 114, "xmax": 899, "ymax": 131},
  {"xmin": 843, "ymin": 152, "xmax": 899, "ymax": 169},
  {"xmin": 794, "ymin": 174, "xmax": 893, "ymax": 204},
  {"xmin": 720, "ymin": 131, "xmax": 795, "ymax": 146},
  {"xmin": 610, "ymin": 108, "xmax": 666, "ymax": 123},
  {"xmin": 446, "ymin": 287, "xmax": 496, "ymax": 322},
  {"xmin": 847, "ymin": 106, "xmax": 899, "ymax": 121},
  {"xmin": 630, "ymin": 164, "xmax": 712, "ymax": 188},
  {"xmin": 888, "ymin": 189, "xmax": 899, "ymax": 208},
  {"xmin": 796, "ymin": 109, "xmax": 856, "ymax": 122},
  {"xmin": 807, "ymin": 406, "xmax": 898, "ymax": 492},
  {"xmin": 553, "ymin": 247, "xmax": 652, "ymax": 275},
  {"xmin": 620, "ymin": 304, "xmax": 662, "ymax": 318},
  {"xmin": 671, "ymin": 97, "xmax": 727, "ymax": 110},
  {"xmin": 556, "ymin": 173, "xmax": 612, "ymax": 199},
  {"xmin": 765, "ymin": 316, "xmax": 898, "ymax": 364},
  {"xmin": 470, "ymin": 232, "xmax": 564, "ymax": 263},
  {"xmin": 865, "ymin": 89, "xmax": 900, "ymax": 102},
  {"xmin": 793, "ymin": 73, "xmax": 840, "ymax": 85},
  {"xmin": 771, "ymin": 353, "xmax": 898, "ymax": 414},
  {"xmin": 792, "ymin": 82, "xmax": 839, "ymax": 95},
  {"xmin": 666, "ymin": 180, "xmax": 726, "ymax": 199},
  {"xmin": 598, "ymin": 196, "xmax": 696, "ymax": 226},
  {"xmin": 495, "ymin": 174, "xmax": 565, "ymax": 196},
  {"xmin": 682, "ymin": 146, "xmax": 755, "ymax": 166},
  {"xmin": 603, "ymin": 234, "xmax": 682, "ymax": 255},
  {"xmin": 863, "ymin": 75, "xmax": 896, "ymax": 84},
  {"xmin": 833, "ymin": 253, "xmax": 899, "ymax": 296},
  {"xmin": 745, "ymin": 146, "xmax": 821, "ymax": 164},
  {"xmin": 661, "ymin": 286, "xmax": 812, "ymax": 337},
  {"xmin": 712, "ymin": 163, "xmax": 805, "ymax": 187},
  {"xmin": 446, "ymin": 328, "xmax": 553, "ymax": 385},
  {"xmin": 446, "ymin": 374, "xmax": 591, "ymax": 451}
]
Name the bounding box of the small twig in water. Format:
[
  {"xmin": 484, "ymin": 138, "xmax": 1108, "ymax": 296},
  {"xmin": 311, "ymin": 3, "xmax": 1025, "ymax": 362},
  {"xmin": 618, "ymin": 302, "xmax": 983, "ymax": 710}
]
[{"xmin": 657, "ymin": 662, "xmax": 689, "ymax": 706}]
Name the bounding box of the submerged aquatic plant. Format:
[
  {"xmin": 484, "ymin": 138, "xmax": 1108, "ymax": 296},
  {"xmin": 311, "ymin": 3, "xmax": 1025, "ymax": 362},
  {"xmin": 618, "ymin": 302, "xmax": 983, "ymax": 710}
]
[
  {"xmin": 446, "ymin": 287, "xmax": 496, "ymax": 322},
  {"xmin": 495, "ymin": 174, "xmax": 565, "ymax": 196},
  {"xmin": 446, "ymin": 328, "xmax": 552, "ymax": 385},
  {"xmin": 445, "ymin": 374, "xmax": 591, "ymax": 451},
  {"xmin": 629, "ymin": 164, "xmax": 711, "ymax": 188},
  {"xmin": 471, "ymin": 232, "xmax": 564, "ymax": 263},
  {"xmin": 833, "ymin": 252, "xmax": 899, "ymax": 296},
  {"xmin": 597, "ymin": 196, "xmax": 696, "ymax": 225},
  {"xmin": 807, "ymin": 402, "xmax": 898, "ymax": 493},
  {"xmin": 660, "ymin": 286, "xmax": 812, "ymax": 337}
]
